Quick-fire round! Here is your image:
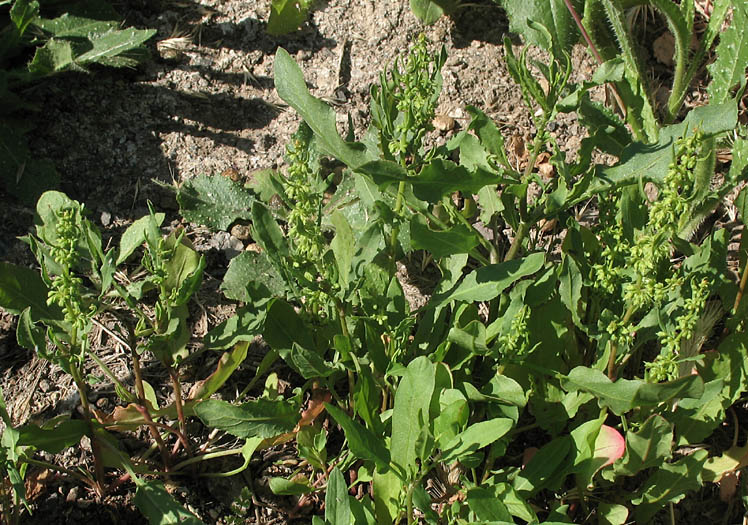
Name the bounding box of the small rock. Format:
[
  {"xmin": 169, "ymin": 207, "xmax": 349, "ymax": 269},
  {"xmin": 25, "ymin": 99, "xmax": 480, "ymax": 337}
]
[
  {"xmin": 100, "ymin": 211, "xmax": 112, "ymax": 227},
  {"xmin": 433, "ymin": 114, "xmax": 455, "ymax": 132},
  {"xmin": 230, "ymin": 223, "xmax": 252, "ymax": 241},
  {"xmin": 66, "ymin": 486, "xmax": 79, "ymax": 503},
  {"xmin": 39, "ymin": 379, "xmax": 50, "ymax": 393},
  {"xmin": 210, "ymin": 231, "xmax": 244, "ymax": 259}
]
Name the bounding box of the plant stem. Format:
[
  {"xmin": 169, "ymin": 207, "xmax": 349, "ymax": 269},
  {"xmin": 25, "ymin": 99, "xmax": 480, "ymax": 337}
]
[
  {"xmin": 607, "ymin": 304, "xmax": 636, "ymax": 379},
  {"xmin": 562, "ymin": 0, "xmax": 628, "ymax": 118},
  {"xmin": 69, "ymin": 363, "xmax": 106, "ymax": 496},
  {"xmin": 170, "ymin": 447, "xmax": 244, "ymax": 473},
  {"xmin": 127, "ymin": 330, "xmax": 171, "ymax": 467},
  {"xmin": 649, "ymin": 0, "xmax": 690, "ymax": 123},
  {"xmin": 168, "ymin": 368, "xmax": 190, "ymax": 455},
  {"xmin": 733, "ymin": 243, "xmax": 748, "ymax": 315},
  {"xmin": 599, "ymin": 0, "xmax": 651, "ymax": 140},
  {"xmin": 23, "ymin": 457, "xmax": 100, "ymax": 491},
  {"xmin": 389, "ymin": 180, "xmax": 407, "ymax": 271}
]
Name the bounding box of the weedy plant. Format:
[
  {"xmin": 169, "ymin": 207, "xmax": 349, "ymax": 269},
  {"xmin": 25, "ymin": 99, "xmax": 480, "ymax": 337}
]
[
  {"xmin": 170, "ymin": 16, "xmax": 748, "ymax": 520},
  {"xmin": 2, "ymin": 2, "xmax": 748, "ymax": 523},
  {"xmin": 0, "ymin": 0, "xmax": 155, "ymax": 203}
]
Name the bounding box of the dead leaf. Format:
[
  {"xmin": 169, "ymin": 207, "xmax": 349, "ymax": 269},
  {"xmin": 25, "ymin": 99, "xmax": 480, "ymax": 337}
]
[
  {"xmin": 25, "ymin": 469, "xmax": 55, "ymax": 501},
  {"xmin": 719, "ymin": 471, "xmax": 740, "ymax": 502},
  {"xmin": 296, "ymin": 389, "xmax": 331, "ymax": 430},
  {"xmin": 653, "ymin": 32, "xmax": 675, "ymax": 65}
]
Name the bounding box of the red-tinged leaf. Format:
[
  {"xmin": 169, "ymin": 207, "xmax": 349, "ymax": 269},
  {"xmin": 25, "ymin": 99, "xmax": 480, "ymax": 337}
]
[
  {"xmin": 297, "ymin": 388, "xmax": 331, "ymax": 429},
  {"xmin": 595, "ymin": 425, "xmax": 626, "ymax": 468}
]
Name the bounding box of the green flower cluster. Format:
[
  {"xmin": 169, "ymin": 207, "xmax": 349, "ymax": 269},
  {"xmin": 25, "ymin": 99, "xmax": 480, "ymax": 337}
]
[
  {"xmin": 647, "ymin": 277, "xmax": 711, "ymax": 382},
  {"xmin": 591, "ymin": 128, "xmax": 712, "ymax": 377},
  {"xmin": 45, "ymin": 207, "xmax": 94, "ymax": 363},
  {"xmin": 377, "ymin": 34, "xmax": 444, "ymax": 161},
  {"xmin": 497, "ymin": 304, "xmax": 531, "ymax": 358},
  {"xmin": 285, "ymin": 135, "xmax": 326, "ymax": 267}
]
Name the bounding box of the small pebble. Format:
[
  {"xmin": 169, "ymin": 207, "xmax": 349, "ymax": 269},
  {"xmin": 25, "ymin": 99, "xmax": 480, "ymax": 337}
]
[
  {"xmin": 100, "ymin": 211, "xmax": 112, "ymax": 227},
  {"xmin": 66, "ymin": 486, "xmax": 79, "ymax": 503},
  {"xmin": 433, "ymin": 114, "xmax": 455, "ymax": 132},
  {"xmin": 230, "ymin": 223, "xmax": 252, "ymax": 240}
]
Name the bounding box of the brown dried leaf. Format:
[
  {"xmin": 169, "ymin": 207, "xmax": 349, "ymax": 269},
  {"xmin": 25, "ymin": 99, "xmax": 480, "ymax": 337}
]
[{"xmin": 653, "ymin": 32, "xmax": 675, "ymax": 65}]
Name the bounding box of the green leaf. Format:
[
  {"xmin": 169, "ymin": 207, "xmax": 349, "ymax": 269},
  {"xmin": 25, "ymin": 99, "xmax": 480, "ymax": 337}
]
[
  {"xmin": 558, "ymin": 254, "xmax": 583, "ymax": 328},
  {"xmin": 409, "ymin": 0, "xmax": 445, "ymax": 24},
  {"xmin": 194, "ymin": 398, "xmax": 298, "ymax": 439},
  {"xmin": 28, "ymin": 27, "xmax": 156, "ymax": 75},
  {"xmin": 274, "ymin": 48, "xmax": 372, "ymax": 169},
  {"xmin": 267, "ymin": 0, "xmax": 311, "ymax": 35},
  {"xmin": 17, "ymin": 419, "xmax": 87, "ymax": 453},
  {"xmin": 591, "ymin": 101, "xmax": 738, "ymax": 193},
  {"xmin": 281, "ymin": 343, "xmax": 339, "ymax": 379},
  {"xmin": 391, "ymin": 356, "xmax": 436, "ymax": 477},
  {"xmin": 362, "ymin": 159, "xmax": 499, "ymax": 203},
  {"xmin": 410, "ymin": 215, "xmax": 480, "ymax": 259},
  {"xmin": 563, "ymin": 366, "xmax": 704, "ymax": 416},
  {"xmin": 220, "ymin": 251, "xmax": 286, "ymax": 302},
  {"xmin": 429, "ymin": 252, "xmax": 545, "ymax": 307},
  {"xmin": 204, "ymin": 304, "xmax": 266, "ymax": 351},
  {"xmin": 269, "ymin": 476, "xmax": 313, "ymax": 495},
  {"xmin": 499, "ymin": 0, "xmax": 580, "ymax": 56},
  {"xmin": 514, "ymin": 436, "xmax": 573, "ymax": 496},
  {"xmin": 118, "ymin": 213, "xmax": 165, "ymax": 265},
  {"xmin": 707, "ymin": 1, "xmax": 748, "ymax": 104},
  {"xmin": 16, "ymin": 307, "xmax": 46, "ymax": 352},
  {"xmin": 326, "ymin": 467, "xmax": 352, "ymax": 524},
  {"xmin": 597, "ymin": 503, "xmax": 629, "ymax": 525},
  {"xmin": 331, "ymin": 211, "xmax": 354, "ymax": 291},
  {"xmin": 441, "ymin": 418, "xmax": 514, "ymax": 463},
  {"xmin": 189, "ymin": 342, "xmax": 249, "ymax": 401},
  {"xmin": 613, "ymin": 415, "xmax": 673, "ymax": 477},
  {"xmin": 632, "ymin": 450, "xmax": 708, "ymax": 522},
  {"xmin": 263, "ymin": 298, "xmax": 316, "ymax": 351},
  {"xmin": 251, "ymin": 202, "xmax": 289, "ymax": 259},
  {"xmin": 668, "ymin": 333, "xmax": 748, "ymax": 444},
  {"xmin": 0, "ymin": 262, "xmax": 60, "ymax": 321},
  {"xmin": 177, "ymin": 174, "xmax": 254, "ymax": 231},
  {"xmin": 34, "ymin": 13, "xmax": 118, "ymax": 38},
  {"xmin": 466, "ymin": 486, "xmax": 512, "ymax": 522},
  {"xmin": 373, "ymin": 468, "xmax": 401, "ymax": 523},
  {"xmin": 133, "ymin": 479, "xmax": 204, "ymax": 524},
  {"xmin": 325, "ymin": 403, "xmax": 391, "ymax": 471}
]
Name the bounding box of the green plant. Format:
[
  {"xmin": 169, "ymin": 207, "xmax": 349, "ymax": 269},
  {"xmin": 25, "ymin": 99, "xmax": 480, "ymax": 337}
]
[
  {"xmin": 267, "ymin": 0, "xmax": 314, "ymax": 35},
  {"xmin": 167, "ymin": 19, "xmax": 748, "ymax": 519},
  {"xmin": 0, "ymin": 192, "xmax": 272, "ymax": 522},
  {"xmin": 2, "ymin": 5, "xmax": 747, "ymax": 520},
  {"xmin": 0, "ymin": 0, "xmax": 155, "ymax": 203}
]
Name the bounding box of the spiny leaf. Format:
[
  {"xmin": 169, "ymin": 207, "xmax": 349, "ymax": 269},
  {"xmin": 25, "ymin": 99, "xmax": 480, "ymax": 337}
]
[{"xmin": 707, "ymin": 1, "xmax": 748, "ymax": 104}]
